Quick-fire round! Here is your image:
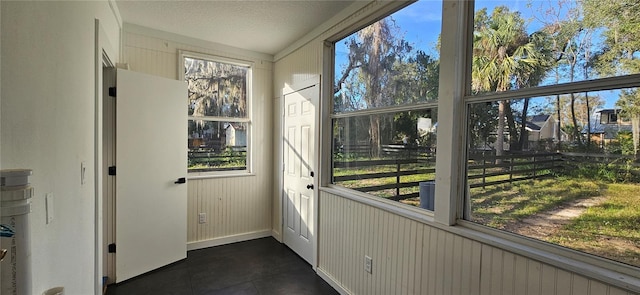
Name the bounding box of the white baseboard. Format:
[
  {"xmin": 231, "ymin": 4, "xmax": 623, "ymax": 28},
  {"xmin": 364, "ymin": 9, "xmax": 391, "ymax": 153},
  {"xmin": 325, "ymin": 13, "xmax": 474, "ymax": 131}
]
[
  {"xmin": 316, "ymin": 267, "xmax": 350, "ymax": 295},
  {"xmin": 271, "ymin": 229, "xmax": 282, "ymax": 243},
  {"xmin": 187, "ymin": 230, "xmax": 272, "ymax": 251}
]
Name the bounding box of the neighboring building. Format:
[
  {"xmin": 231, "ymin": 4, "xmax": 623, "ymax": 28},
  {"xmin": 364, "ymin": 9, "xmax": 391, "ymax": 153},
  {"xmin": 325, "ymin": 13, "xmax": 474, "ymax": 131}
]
[
  {"xmin": 225, "ymin": 123, "xmax": 247, "ymax": 147},
  {"xmin": 584, "ymin": 109, "xmax": 632, "ymax": 147},
  {"xmin": 525, "ymin": 114, "xmax": 567, "ymax": 150}
]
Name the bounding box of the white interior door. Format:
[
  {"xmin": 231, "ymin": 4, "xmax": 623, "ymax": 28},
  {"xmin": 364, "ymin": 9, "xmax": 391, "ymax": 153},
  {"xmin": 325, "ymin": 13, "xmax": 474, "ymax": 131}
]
[
  {"xmin": 282, "ymin": 83, "xmax": 317, "ymax": 264},
  {"xmin": 115, "ymin": 69, "xmax": 187, "ymax": 282}
]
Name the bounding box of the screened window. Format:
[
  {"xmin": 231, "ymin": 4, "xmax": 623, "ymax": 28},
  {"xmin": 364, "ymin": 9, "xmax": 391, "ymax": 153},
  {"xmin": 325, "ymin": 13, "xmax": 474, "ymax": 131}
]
[
  {"xmin": 181, "ymin": 52, "xmax": 251, "ymax": 174},
  {"xmin": 466, "ymin": 0, "xmax": 640, "ymax": 269},
  {"xmin": 331, "ymin": 1, "xmax": 442, "ymax": 211}
]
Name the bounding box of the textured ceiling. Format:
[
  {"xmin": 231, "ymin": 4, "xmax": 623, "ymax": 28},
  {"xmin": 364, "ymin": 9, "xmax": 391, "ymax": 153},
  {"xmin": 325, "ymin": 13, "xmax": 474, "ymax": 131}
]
[{"xmin": 116, "ymin": 1, "xmax": 358, "ymax": 56}]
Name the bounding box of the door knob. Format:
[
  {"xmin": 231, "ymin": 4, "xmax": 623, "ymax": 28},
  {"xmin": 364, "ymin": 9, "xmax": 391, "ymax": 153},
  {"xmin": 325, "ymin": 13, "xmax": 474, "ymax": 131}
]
[
  {"xmin": 306, "ymin": 184, "xmax": 314, "ymax": 190},
  {"xmin": 175, "ymin": 177, "xmax": 186, "ymax": 184}
]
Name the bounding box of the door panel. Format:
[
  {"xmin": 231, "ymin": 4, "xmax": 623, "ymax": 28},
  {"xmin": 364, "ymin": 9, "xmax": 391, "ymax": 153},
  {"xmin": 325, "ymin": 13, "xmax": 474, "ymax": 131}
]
[
  {"xmin": 115, "ymin": 69, "xmax": 187, "ymax": 282},
  {"xmin": 282, "ymin": 83, "xmax": 317, "ymax": 264}
]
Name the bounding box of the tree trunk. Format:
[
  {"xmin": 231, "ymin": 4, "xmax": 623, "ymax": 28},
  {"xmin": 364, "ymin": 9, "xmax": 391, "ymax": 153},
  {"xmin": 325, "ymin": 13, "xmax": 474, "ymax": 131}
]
[
  {"xmin": 518, "ymin": 98, "xmax": 530, "ymax": 150},
  {"xmin": 504, "ymin": 101, "xmax": 518, "ymax": 150},
  {"xmin": 496, "ymin": 101, "xmax": 505, "ymax": 164},
  {"xmin": 570, "ymin": 93, "xmax": 582, "ymax": 146},
  {"xmin": 557, "ymin": 94, "xmax": 562, "ymax": 151},
  {"xmin": 586, "ymin": 93, "xmax": 591, "ymax": 149},
  {"xmin": 632, "ymin": 113, "xmax": 640, "ymax": 157},
  {"xmin": 369, "ymin": 114, "xmax": 381, "ymax": 158}
]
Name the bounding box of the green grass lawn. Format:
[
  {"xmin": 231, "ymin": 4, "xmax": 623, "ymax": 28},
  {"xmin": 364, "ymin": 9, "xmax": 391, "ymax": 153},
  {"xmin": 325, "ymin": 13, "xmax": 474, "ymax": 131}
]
[
  {"xmin": 548, "ymin": 183, "xmax": 640, "ymax": 266},
  {"xmin": 470, "ymin": 178, "xmax": 639, "ymax": 267}
]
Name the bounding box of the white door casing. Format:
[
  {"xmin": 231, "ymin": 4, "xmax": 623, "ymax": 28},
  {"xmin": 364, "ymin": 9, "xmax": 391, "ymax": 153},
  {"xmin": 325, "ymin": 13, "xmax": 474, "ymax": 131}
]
[
  {"xmin": 282, "ymin": 81, "xmax": 318, "ymax": 265},
  {"xmin": 115, "ymin": 69, "xmax": 188, "ymax": 282}
]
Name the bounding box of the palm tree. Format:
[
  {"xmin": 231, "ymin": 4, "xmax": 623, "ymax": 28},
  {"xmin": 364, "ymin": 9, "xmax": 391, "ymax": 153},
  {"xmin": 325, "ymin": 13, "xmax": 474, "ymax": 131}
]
[{"xmin": 472, "ymin": 7, "xmax": 550, "ymax": 160}]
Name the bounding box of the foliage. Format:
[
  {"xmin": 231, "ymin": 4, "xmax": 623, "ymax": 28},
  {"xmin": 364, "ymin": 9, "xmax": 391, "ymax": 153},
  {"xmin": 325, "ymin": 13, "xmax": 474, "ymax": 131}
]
[
  {"xmin": 334, "ymin": 17, "xmax": 440, "ymax": 157},
  {"xmin": 583, "ymin": 0, "xmax": 640, "ymax": 76},
  {"xmin": 616, "ymin": 89, "xmax": 640, "ymax": 155},
  {"xmin": 472, "ymin": 6, "xmax": 555, "ymax": 154},
  {"xmin": 559, "ymin": 154, "xmax": 640, "ymax": 183},
  {"xmin": 607, "ymin": 131, "xmax": 635, "ymax": 155},
  {"xmin": 468, "ymin": 102, "xmax": 499, "ymax": 149},
  {"xmin": 184, "ymin": 57, "xmax": 247, "ymax": 118}
]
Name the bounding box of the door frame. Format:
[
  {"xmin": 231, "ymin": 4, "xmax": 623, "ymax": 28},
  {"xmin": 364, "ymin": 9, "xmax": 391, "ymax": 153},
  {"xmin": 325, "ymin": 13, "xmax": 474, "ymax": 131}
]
[
  {"xmin": 279, "ymin": 76, "xmax": 321, "ymax": 268},
  {"xmin": 94, "ymin": 19, "xmax": 116, "ymax": 295}
]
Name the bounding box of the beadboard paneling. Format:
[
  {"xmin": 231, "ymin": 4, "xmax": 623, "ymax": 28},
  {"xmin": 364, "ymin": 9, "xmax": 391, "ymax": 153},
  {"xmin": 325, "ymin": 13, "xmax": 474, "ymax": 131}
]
[
  {"xmin": 318, "ymin": 191, "xmax": 635, "ymax": 295},
  {"xmin": 122, "ymin": 27, "xmax": 274, "ymax": 247}
]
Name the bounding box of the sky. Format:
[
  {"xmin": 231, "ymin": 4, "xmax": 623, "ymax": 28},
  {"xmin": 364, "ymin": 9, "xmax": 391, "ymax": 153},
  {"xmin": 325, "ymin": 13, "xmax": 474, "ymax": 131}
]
[{"xmin": 334, "ymin": 0, "xmax": 627, "ymax": 110}]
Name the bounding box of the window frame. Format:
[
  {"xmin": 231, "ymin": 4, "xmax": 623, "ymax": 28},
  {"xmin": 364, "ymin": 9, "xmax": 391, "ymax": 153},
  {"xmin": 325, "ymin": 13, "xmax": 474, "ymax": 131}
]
[
  {"xmin": 179, "ymin": 50, "xmax": 254, "ymax": 178},
  {"xmin": 321, "ymin": 0, "xmax": 640, "ymax": 292},
  {"xmin": 324, "ymin": 1, "xmax": 441, "ymax": 217},
  {"xmin": 457, "ymin": 0, "xmax": 640, "ymax": 285}
]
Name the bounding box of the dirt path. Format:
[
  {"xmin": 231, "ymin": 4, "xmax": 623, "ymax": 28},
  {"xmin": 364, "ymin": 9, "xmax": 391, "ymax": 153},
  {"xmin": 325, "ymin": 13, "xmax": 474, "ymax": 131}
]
[{"xmin": 504, "ymin": 196, "xmax": 606, "ymax": 240}]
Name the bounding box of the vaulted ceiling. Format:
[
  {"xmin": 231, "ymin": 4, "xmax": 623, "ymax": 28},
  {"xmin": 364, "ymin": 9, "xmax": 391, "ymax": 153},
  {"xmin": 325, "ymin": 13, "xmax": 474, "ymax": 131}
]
[{"xmin": 115, "ymin": 1, "xmax": 360, "ymax": 56}]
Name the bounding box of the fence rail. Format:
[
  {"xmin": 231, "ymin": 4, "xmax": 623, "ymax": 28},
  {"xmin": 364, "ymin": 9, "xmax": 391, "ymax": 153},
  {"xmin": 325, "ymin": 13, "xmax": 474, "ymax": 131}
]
[
  {"xmin": 467, "ymin": 152, "xmax": 563, "ymax": 189},
  {"xmin": 188, "ymin": 147, "xmax": 247, "ymax": 172},
  {"xmin": 333, "ymin": 150, "xmax": 640, "ymax": 199},
  {"xmin": 333, "ymin": 151, "xmax": 564, "ymax": 199},
  {"xmin": 333, "ymin": 157, "xmax": 435, "ymax": 201}
]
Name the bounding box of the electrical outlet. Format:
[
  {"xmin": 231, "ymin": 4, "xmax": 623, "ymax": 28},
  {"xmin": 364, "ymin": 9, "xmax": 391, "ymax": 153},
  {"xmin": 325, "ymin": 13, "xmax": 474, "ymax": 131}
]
[
  {"xmin": 364, "ymin": 255, "xmax": 373, "ymax": 274},
  {"xmin": 198, "ymin": 213, "xmax": 206, "ymax": 224}
]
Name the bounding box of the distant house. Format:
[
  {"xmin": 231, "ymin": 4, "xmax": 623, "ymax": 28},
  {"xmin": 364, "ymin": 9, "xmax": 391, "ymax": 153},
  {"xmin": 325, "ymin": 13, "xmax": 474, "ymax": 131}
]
[
  {"xmin": 584, "ymin": 109, "xmax": 632, "ymax": 147},
  {"xmin": 225, "ymin": 123, "xmax": 247, "ymax": 147},
  {"xmin": 523, "ymin": 114, "xmax": 566, "ymax": 150}
]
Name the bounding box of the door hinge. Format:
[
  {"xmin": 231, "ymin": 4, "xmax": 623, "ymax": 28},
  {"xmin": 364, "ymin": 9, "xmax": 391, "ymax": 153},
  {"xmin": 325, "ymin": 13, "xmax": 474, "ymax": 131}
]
[
  {"xmin": 108, "ymin": 166, "xmax": 116, "ymax": 176},
  {"xmin": 108, "ymin": 87, "xmax": 116, "ymax": 97},
  {"xmin": 108, "ymin": 243, "xmax": 116, "ymax": 253}
]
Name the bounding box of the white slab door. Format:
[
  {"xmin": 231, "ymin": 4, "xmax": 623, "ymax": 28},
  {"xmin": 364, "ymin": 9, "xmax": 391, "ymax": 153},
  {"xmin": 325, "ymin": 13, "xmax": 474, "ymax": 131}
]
[
  {"xmin": 115, "ymin": 69, "xmax": 187, "ymax": 282},
  {"xmin": 282, "ymin": 82, "xmax": 318, "ymax": 264}
]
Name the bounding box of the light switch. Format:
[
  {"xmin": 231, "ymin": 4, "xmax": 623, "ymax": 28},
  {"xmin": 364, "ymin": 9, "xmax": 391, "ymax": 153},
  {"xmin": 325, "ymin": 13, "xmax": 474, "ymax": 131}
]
[
  {"xmin": 81, "ymin": 161, "xmax": 86, "ymax": 185},
  {"xmin": 46, "ymin": 193, "xmax": 54, "ymax": 224}
]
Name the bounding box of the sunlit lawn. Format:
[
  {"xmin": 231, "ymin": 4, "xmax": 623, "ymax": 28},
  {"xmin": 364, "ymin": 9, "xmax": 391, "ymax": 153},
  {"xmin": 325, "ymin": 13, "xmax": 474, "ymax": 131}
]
[
  {"xmin": 470, "ymin": 178, "xmax": 639, "ymax": 267},
  {"xmin": 469, "ymin": 178, "xmax": 602, "ymax": 227},
  {"xmin": 548, "ymin": 183, "xmax": 640, "ymax": 266}
]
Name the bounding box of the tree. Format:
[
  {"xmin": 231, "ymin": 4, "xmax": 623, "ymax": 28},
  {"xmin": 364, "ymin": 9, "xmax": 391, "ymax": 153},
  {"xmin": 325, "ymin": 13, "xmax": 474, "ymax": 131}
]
[
  {"xmin": 334, "ymin": 18, "xmax": 413, "ymax": 157},
  {"xmin": 531, "ymin": 0, "xmax": 600, "ymax": 149},
  {"xmin": 584, "ymin": 0, "xmax": 640, "ymax": 155},
  {"xmin": 472, "ymin": 6, "xmax": 552, "ymax": 158},
  {"xmin": 185, "ymin": 57, "xmax": 247, "ymax": 118},
  {"xmin": 616, "ymin": 90, "xmax": 640, "ymax": 156},
  {"xmin": 583, "ymin": 0, "xmax": 640, "ymax": 76}
]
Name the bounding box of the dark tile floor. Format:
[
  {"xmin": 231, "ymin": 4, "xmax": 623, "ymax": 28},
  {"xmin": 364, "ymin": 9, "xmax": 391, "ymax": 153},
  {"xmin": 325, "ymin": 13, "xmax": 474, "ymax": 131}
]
[{"xmin": 105, "ymin": 237, "xmax": 338, "ymax": 295}]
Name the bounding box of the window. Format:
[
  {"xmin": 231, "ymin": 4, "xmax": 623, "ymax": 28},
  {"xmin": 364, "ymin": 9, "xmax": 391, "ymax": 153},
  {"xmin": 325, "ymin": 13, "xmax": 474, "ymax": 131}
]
[
  {"xmin": 466, "ymin": 0, "xmax": 640, "ymax": 270},
  {"xmin": 181, "ymin": 52, "xmax": 251, "ymax": 174},
  {"xmin": 330, "ymin": 1, "xmax": 442, "ymax": 211}
]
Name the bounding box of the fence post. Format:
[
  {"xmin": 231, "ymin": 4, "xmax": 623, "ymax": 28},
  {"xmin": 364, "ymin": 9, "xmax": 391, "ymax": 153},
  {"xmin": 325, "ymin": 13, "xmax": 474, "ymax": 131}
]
[
  {"xmin": 509, "ymin": 154, "xmax": 513, "ymax": 183},
  {"xmin": 533, "ymin": 154, "xmax": 537, "ymax": 178},
  {"xmin": 482, "ymin": 151, "xmax": 486, "ymax": 189},
  {"xmin": 396, "ymin": 160, "xmax": 401, "ymax": 197}
]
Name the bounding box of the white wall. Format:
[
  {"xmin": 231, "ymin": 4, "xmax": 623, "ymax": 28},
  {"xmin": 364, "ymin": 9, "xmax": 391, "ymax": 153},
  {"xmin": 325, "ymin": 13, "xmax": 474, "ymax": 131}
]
[
  {"xmin": 273, "ymin": 1, "xmax": 638, "ymax": 294},
  {"xmin": 1, "ymin": 1, "xmax": 120, "ymax": 294},
  {"xmin": 318, "ymin": 192, "xmax": 633, "ymax": 295},
  {"xmin": 121, "ymin": 24, "xmax": 274, "ymax": 249}
]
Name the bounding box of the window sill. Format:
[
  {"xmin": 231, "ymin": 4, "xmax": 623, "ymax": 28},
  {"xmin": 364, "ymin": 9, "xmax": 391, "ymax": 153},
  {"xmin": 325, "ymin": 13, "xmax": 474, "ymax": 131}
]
[
  {"xmin": 452, "ymin": 221, "xmax": 640, "ymax": 293},
  {"xmin": 187, "ymin": 171, "xmax": 255, "ymax": 180},
  {"xmin": 320, "ymin": 185, "xmax": 435, "ymax": 226},
  {"xmin": 320, "ymin": 185, "xmax": 640, "ymax": 293}
]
